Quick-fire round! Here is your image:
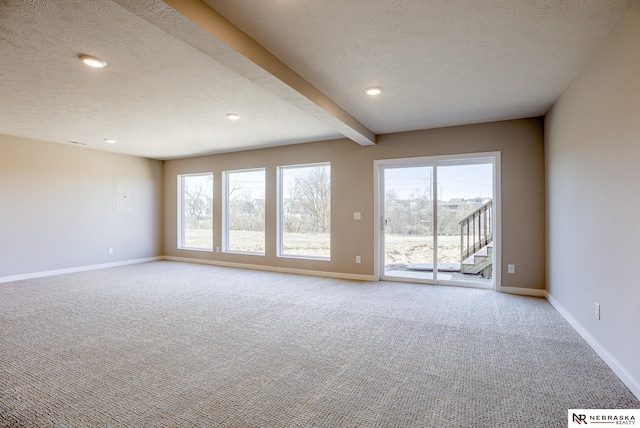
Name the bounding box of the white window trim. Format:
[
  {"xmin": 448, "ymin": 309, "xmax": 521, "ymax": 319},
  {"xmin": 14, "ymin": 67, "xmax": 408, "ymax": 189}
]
[
  {"xmin": 177, "ymin": 172, "xmax": 214, "ymax": 252},
  {"xmin": 277, "ymin": 162, "xmax": 331, "ymax": 261},
  {"xmin": 373, "ymin": 152, "xmax": 501, "ymax": 290},
  {"xmin": 222, "ymin": 167, "xmax": 266, "ymax": 256}
]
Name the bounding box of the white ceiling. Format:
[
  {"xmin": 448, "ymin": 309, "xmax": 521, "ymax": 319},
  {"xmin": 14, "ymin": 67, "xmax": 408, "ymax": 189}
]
[{"xmin": 0, "ymin": 0, "xmax": 633, "ymax": 160}]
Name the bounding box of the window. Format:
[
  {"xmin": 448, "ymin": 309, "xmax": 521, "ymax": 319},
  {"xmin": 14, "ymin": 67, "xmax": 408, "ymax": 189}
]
[
  {"xmin": 178, "ymin": 173, "xmax": 213, "ymax": 251},
  {"xmin": 223, "ymin": 168, "xmax": 266, "ymax": 254},
  {"xmin": 278, "ymin": 163, "xmax": 330, "ymax": 259},
  {"xmin": 376, "ymin": 153, "xmax": 498, "ymax": 288}
]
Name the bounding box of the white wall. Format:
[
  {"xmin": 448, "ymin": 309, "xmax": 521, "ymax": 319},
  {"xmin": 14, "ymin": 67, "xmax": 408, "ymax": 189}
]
[
  {"xmin": 0, "ymin": 134, "xmax": 164, "ymax": 278},
  {"xmin": 545, "ymin": 0, "xmax": 640, "ymax": 396}
]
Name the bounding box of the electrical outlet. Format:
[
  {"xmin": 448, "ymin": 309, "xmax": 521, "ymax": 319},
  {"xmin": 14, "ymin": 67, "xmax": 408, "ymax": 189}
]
[
  {"xmin": 355, "ymin": 256, "xmax": 361, "ymax": 264},
  {"xmin": 507, "ymin": 264, "xmax": 515, "ymax": 274},
  {"xmin": 595, "ymin": 303, "xmax": 600, "ymax": 320},
  {"xmin": 108, "ymin": 248, "xmax": 113, "ymax": 255},
  {"xmin": 354, "ymin": 212, "xmax": 361, "ymax": 220}
]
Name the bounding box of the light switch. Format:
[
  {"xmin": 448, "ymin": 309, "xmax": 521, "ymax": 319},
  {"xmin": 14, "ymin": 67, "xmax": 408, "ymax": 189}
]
[{"xmin": 354, "ymin": 212, "xmax": 361, "ymax": 220}]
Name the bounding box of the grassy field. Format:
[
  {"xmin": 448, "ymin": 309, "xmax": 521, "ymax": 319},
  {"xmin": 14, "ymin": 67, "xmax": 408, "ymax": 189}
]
[
  {"xmin": 281, "ymin": 232, "xmax": 330, "ymax": 258},
  {"xmin": 385, "ymin": 234, "xmax": 462, "ymax": 265},
  {"xmin": 183, "ymin": 229, "xmax": 462, "ymax": 264},
  {"xmin": 183, "ymin": 229, "xmax": 213, "ymax": 250},
  {"xmin": 183, "ymin": 229, "xmax": 329, "ymax": 257},
  {"xmin": 228, "ymin": 230, "xmax": 266, "ymax": 253}
]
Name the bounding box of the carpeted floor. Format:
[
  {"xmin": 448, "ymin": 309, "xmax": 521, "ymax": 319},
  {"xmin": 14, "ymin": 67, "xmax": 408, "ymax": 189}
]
[{"xmin": 1, "ymin": 261, "xmax": 638, "ymax": 427}]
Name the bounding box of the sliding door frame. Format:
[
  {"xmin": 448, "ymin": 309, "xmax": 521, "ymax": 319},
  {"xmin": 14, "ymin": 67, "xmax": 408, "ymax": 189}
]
[{"xmin": 373, "ymin": 151, "xmax": 502, "ymax": 291}]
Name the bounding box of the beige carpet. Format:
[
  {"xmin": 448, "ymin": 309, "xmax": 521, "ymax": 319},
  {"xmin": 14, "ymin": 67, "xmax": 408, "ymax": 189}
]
[{"xmin": 1, "ymin": 261, "xmax": 638, "ymax": 427}]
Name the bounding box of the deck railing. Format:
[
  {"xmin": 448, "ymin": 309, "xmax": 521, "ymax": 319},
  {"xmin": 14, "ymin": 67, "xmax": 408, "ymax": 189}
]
[{"xmin": 459, "ymin": 199, "xmax": 493, "ymax": 262}]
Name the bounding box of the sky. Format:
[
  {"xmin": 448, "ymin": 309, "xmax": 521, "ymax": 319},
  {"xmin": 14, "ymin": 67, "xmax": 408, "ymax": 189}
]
[
  {"xmin": 384, "ymin": 163, "xmax": 493, "ymax": 201},
  {"xmin": 227, "ymin": 169, "xmax": 266, "ymax": 200},
  {"xmin": 226, "ymin": 165, "xmax": 330, "ymax": 200},
  {"xmin": 185, "ymin": 163, "xmax": 492, "ymax": 202}
]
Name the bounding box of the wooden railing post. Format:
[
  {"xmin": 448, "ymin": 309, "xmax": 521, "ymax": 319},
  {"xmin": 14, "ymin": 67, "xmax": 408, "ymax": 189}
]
[{"xmin": 459, "ymin": 199, "xmax": 493, "ymax": 263}]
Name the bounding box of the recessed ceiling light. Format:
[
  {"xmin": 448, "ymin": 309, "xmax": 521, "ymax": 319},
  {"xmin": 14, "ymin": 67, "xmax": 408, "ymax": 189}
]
[
  {"xmin": 226, "ymin": 113, "xmax": 240, "ymax": 120},
  {"xmin": 104, "ymin": 139, "xmax": 117, "ymax": 144},
  {"xmin": 79, "ymin": 54, "xmax": 107, "ymax": 68},
  {"xmin": 365, "ymin": 86, "xmax": 382, "ymax": 96}
]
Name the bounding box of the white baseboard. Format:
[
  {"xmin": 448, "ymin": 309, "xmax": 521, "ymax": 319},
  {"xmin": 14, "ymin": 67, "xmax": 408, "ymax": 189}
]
[
  {"xmin": 161, "ymin": 256, "xmax": 376, "ymax": 282},
  {"xmin": 498, "ymin": 286, "xmax": 547, "ymax": 297},
  {"xmin": 547, "ymin": 293, "xmax": 640, "ymax": 400},
  {"xmin": 0, "ymin": 257, "xmax": 162, "ymax": 284}
]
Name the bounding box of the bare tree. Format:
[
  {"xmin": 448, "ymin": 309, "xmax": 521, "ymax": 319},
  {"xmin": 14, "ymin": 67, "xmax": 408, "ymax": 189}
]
[
  {"xmin": 385, "ymin": 189, "xmax": 489, "ymax": 236},
  {"xmin": 289, "ymin": 166, "xmax": 330, "ymax": 233},
  {"xmin": 281, "ymin": 166, "xmax": 331, "ymax": 234},
  {"xmin": 229, "ymin": 188, "xmax": 265, "ymax": 232},
  {"xmin": 184, "ymin": 176, "xmax": 213, "ymax": 229}
]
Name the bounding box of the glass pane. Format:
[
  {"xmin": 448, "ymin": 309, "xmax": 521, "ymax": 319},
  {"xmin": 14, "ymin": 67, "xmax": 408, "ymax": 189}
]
[
  {"xmin": 437, "ymin": 163, "xmax": 493, "ymax": 285},
  {"xmin": 181, "ymin": 174, "xmax": 213, "ymax": 250},
  {"xmin": 383, "ymin": 166, "xmax": 434, "ymax": 280},
  {"xmin": 226, "ymin": 169, "xmax": 266, "ymax": 254},
  {"xmin": 281, "ymin": 164, "xmax": 331, "ymax": 259}
]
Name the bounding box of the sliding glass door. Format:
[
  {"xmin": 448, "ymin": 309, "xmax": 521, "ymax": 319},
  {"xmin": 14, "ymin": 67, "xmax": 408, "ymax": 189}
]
[
  {"xmin": 378, "ymin": 154, "xmax": 498, "ymax": 289},
  {"xmin": 383, "ymin": 166, "xmax": 435, "ymax": 281}
]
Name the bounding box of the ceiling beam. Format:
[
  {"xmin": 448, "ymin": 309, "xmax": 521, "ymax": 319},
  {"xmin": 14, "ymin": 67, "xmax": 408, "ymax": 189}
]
[{"xmin": 159, "ymin": 0, "xmax": 375, "ymax": 146}]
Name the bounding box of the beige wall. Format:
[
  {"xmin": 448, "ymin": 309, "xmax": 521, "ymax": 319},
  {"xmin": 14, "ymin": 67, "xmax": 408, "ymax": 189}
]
[
  {"xmin": 545, "ymin": 1, "xmax": 640, "ymax": 392},
  {"xmin": 164, "ymin": 118, "xmax": 545, "ymax": 289},
  {"xmin": 0, "ymin": 134, "xmax": 164, "ymax": 278}
]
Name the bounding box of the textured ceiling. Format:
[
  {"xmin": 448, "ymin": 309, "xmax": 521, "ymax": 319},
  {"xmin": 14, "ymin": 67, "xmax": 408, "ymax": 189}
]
[
  {"xmin": 0, "ymin": 0, "xmax": 342, "ymax": 159},
  {"xmin": 204, "ymin": 0, "xmax": 634, "ymax": 134},
  {"xmin": 0, "ymin": 0, "xmax": 634, "ymax": 159}
]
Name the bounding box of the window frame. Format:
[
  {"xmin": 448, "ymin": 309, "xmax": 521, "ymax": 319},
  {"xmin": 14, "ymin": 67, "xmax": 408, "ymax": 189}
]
[
  {"xmin": 277, "ymin": 162, "xmax": 331, "ymax": 261},
  {"xmin": 222, "ymin": 167, "xmax": 267, "ymax": 256},
  {"xmin": 177, "ymin": 172, "xmax": 214, "ymax": 252}
]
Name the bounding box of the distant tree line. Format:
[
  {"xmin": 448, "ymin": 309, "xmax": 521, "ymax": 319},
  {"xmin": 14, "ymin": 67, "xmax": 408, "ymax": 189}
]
[
  {"xmin": 385, "ymin": 189, "xmax": 488, "ymax": 236},
  {"xmin": 182, "ymin": 166, "xmax": 331, "ymax": 234},
  {"xmin": 283, "ymin": 166, "xmax": 330, "ymax": 234}
]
